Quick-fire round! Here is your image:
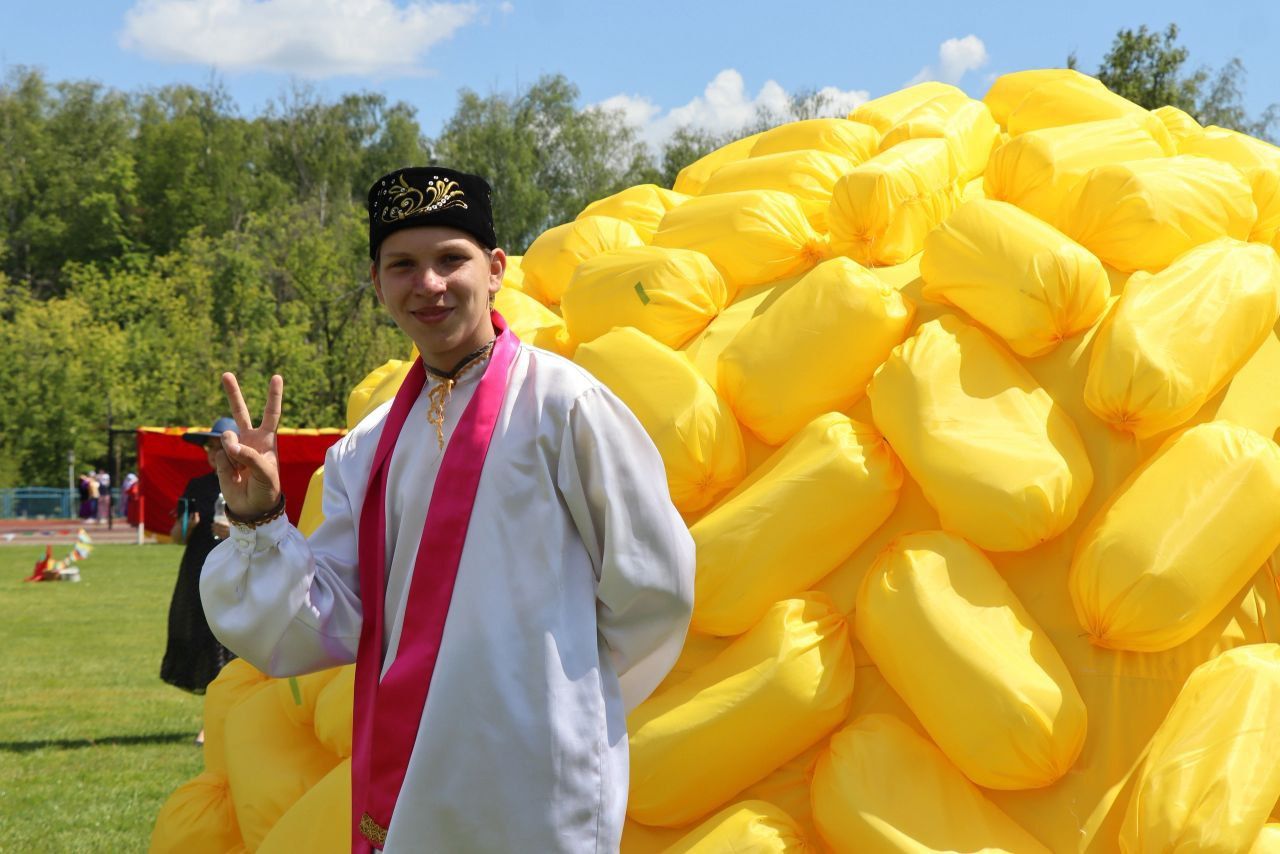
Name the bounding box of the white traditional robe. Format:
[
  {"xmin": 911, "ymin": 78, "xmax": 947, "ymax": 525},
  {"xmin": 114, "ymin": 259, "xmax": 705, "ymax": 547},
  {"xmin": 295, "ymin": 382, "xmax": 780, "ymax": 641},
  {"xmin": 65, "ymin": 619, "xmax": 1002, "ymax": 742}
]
[{"xmin": 201, "ymin": 344, "xmax": 695, "ymax": 852}]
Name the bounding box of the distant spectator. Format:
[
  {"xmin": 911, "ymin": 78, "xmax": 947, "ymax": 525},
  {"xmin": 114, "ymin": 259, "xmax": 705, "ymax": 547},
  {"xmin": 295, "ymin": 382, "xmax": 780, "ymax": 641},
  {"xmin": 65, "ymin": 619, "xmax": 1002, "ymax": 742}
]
[
  {"xmin": 84, "ymin": 472, "xmax": 100, "ymax": 524},
  {"xmin": 96, "ymin": 470, "xmax": 111, "ymax": 523},
  {"xmin": 122, "ymin": 473, "xmax": 140, "ymax": 525},
  {"xmin": 161, "ymin": 417, "xmax": 238, "ymax": 741},
  {"xmin": 76, "ymin": 473, "xmax": 93, "ymax": 522}
]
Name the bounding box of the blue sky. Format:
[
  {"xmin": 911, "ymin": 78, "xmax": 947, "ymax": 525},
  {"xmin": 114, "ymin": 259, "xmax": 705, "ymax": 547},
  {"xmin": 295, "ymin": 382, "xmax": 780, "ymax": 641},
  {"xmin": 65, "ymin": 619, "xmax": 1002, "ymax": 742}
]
[{"xmin": 1, "ymin": 0, "xmax": 1276, "ymax": 146}]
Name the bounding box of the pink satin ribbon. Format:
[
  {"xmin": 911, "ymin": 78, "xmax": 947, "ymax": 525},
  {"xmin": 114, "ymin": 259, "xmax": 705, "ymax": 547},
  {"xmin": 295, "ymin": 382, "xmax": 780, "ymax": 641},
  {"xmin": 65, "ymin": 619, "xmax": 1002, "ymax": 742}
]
[{"xmin": 351, "ymin": 312, "xmax": 518, "ymax": 851}]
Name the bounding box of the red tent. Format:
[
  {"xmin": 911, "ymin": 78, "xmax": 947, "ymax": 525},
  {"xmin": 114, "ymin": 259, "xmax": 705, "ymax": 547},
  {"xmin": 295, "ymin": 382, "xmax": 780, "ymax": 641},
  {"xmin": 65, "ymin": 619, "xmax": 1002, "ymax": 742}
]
[{"xmin": 136, "ymin": 427, "xmax": 344, "ymax": 536}]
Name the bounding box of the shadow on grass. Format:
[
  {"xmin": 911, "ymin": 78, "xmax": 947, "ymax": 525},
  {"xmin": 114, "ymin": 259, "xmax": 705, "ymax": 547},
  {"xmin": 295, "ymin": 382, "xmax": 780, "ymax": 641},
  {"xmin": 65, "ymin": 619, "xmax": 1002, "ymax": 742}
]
[{"xmin": 0, "ymin": 733, "xmax": 195, "ymax": 753}]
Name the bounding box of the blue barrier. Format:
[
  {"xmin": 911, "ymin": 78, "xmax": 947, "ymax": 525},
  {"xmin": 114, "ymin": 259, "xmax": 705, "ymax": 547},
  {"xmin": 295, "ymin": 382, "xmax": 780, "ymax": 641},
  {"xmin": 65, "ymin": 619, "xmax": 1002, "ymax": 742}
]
[{"xmin": 0, "ymin": 488, "xmax": 123, "ymax": 519}]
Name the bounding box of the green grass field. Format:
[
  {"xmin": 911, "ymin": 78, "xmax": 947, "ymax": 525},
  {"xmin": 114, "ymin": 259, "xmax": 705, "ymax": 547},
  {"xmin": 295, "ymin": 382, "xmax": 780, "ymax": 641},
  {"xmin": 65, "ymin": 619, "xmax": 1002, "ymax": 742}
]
[{"xmin": 0, "ymin": 544, "xmax": 206, "ymax": 852}]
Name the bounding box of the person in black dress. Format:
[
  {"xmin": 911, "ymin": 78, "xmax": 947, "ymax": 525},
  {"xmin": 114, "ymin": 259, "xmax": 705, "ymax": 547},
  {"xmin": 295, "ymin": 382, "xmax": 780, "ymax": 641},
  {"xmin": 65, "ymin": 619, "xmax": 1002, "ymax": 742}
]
[{"xmin": 160, "ymin": 417, "xmax": 239, "ymax": 729}]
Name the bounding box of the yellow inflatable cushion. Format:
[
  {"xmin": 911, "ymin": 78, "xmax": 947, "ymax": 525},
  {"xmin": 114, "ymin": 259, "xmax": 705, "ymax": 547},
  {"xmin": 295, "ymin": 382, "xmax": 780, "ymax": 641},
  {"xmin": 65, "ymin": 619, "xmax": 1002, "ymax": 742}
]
[
  {"xmin": 501, "ymin": 254, "xmax": 526, "ymax": 293},
  {"xmin": 312, "ymin": 664, "xmax": 354, "ymax": 758},
  {"xmin": 811, "ymin": 715, "xmax": 1050, "ymax": 852},
  {"xmin": 576, "ymin": 184, "xmax": 690, "ymax": 243},
  {"xmin": 1121, "ymin": 645, "xmax": 1280, "ymax": 853},
  {"xmin": 750, "ymin": 117, "xmax": 880, "ymax": 164},
  {"xmin": 521, "ymin": 215, "xmax": 644, "ymax": 305},
  {"xmin": 1004, "ymin": 69, "xmax": 1146, "ymax": 135},
  {"xmin": 1069, "ymin": 422, "xmax": 1280, "ymax": 652},
  {"xmin": 494, "ymin": 287, "xmax": 573, "ymax": 357},
  {"xmin": 673, "ymin": 133, "xmax": 761, "ymax": 196},
  {"xmin": 857, "ymin": 531, "xmax": 1087, "ymax": 790},
  {"xmin": 201, "ymin": 658, "xmax": 273, "ymax": 779},
  {"xmin": 295, "ymin": 466, "xmax": 325, "ymax": 537},
  {"xmin": 1255, "ymin": 825, "xmax": 1280, "ymax": 854},
  {"xmin": 223, "ymin": 682, "xmax": 345, "ymax": 848},
  {"xmin": 880, "ymin": 98, "xmax": 1000, "ymax": 181},
  {"xmin": 718, "ymin": 257, "xmax": 914, "ymax": 445},
  {"xmin": 560, "ymin": 245, "xmax": 727, "ymax": 349},
  {"xmin": 257, "ymin": 758, "xmax": 350, "ymax": 854},
  {"xmin": 345, "ymin": 358, "xmax": 411, "ymax": 429},
  {"xmin": 1084, "ymin": 238, "xmax": 1280, "ymax": 438},
  {"xmin": 665, "ymin": 800, "xmax": 810, "ymax": 853},
  {"xmin": 920, "ymin": 198, "xmax": 1110, "ymax": 357},
  {"xmin": 628, "ymin": 594, "xmax": 855, "ymax": 827},
  {"xmin": 849, "ymin": 82, "xmax": 968, "ymax": 135},
  {"xmin": 982, "ymin": 69, "xmax": 1083, "ymax": 128},
  {"xmin": 983, "ymin": 114, "xmax": 1173, "ymax": 225},
  {"xmin": 273, "ymin": 667, "xmax": 338, "ymax": 730},
  {"xmin": 1180, "ymin": 126, "xmax": 1280, "ymax": 245},
  {"xmin": 150, "ymin": 771, "xmax": 243, "ymax": 854},
  {"xmin": 574, "ymin": 327, "xmax": 745, "ymax": 516},
  {"xmin": 828, "ymin": 138, "xmax": 963, "ymax": 266},
  {"xmin": 1153, "ymin": 105, "xmax": 1205, "ymax": 147},
  {"xmin": 689, "ymin": 413, "xmax": 901, "ymax": 635},
  {"xmin": 700, "ymin": 149, "xmax": 857, "ymax": 232},
  {"xmin": 1061, "ymin": 155, "xmax": 1256, "ymax": 273},
  {"xmin": 651, "ymin": 190, "xmax": 827, "ymax": 296},
  {"xmin": 868, "ymin": 315, "xmax": 1093, "ymax": 551}
]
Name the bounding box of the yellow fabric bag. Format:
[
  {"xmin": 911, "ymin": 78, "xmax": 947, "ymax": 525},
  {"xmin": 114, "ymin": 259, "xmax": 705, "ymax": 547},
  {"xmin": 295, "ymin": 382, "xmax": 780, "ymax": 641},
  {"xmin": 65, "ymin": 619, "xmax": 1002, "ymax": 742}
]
[
  {"xmin": 811, "ymin": 715, "xmax": 1050, "ymax": 853},
  {"xmin": 880, "ymin": 98, "xmax": 1000, "ymax": 181},
  {"xmin": 200, "ymin": 658, "xmax": 273, "ymax": 779},
  {"xmin": 1180, "ymin": 126, "xmax": 1280, "ymax": 245},
  {"xmin": 521, "ymin": 216, "xmax": 644, "ymax": 305},
  {"xmin": 223, "ymin": 682, "xmax": 345, "ymax": 848},
  {"xmin": 257, "ymin": 759, "xmax": 350, "ymax": 854},
  {"xmin": 700, "ymin": 149, "xmax": 856, "ymax": 233},
  {"xmin": 673, "ymin": 133, "xmax": 762, "ymax": 196},
  {"xmin": 982, "ymin": 69, "xmax": 1083, "ymax": 128},
  {"xmin": 494, "ymin": 287, "xmax": 572, "ymax": 357},
  {"xmin": 1069, "ymin": 422, "xmax": 1280, "ymax": 652},
  {"xmin": 718, "ymin": 257, "xmax": 914, "ymax": 445},
  {"xmin": 312, "ymin": 664, "xmax": 354, "ymax": 758},
  {"xmin": 689, "ymin": 413, "xmax": 901, "ymax": 635},
  {"xmin": 574, "ymin": 327, "xmax": 745, "ymax": 515},
  {"xmin": 856, "ymin": 531, "xmax": 1087, "ymax": 790},
  {"xmin": 983, "ymin": 114, "xmax": 1173, "ymax": 225},
  {"xmin": 920, "ymin": 198, "xmax": 1110, "ymax": 357},
  {"xmin": 1084, "ymin": 238, "xmax": 1280, "ymax": 437},
  {"xmin": 1153, "ymin": 105, "xmax": 1205, "ymax": 146},
  {"xmin": 149, "ymin": 771, "xmax": 243, "ymax": 854},
  {"xmin": 345, "ymin": 358, "xmax": 411, "ymax": 429},
  {"xmin": 560, "ymin": 245, "xmax": 727, "ymax": 349},
  {"xmin": 827, "ymin": 138, "xmax": 962, "ymax": 266},
  {"xmin": 849, "ymin": 82, "xmax": 967, "ymax": 134},
  {"xmin": 666, "ymin": 800, "xmax": 810, "ymax": 853},
  {"xmin": 501, "ymin": 254, "xmax": 526, "ymax": 293},
  {"xmin": 576, "ymin": 184, "xmax": 690, "ymax": 243},
  {"xmin": 627, "ymin": 594, "xmax": 855, "ymax": 827},
  {"xmin": 867, "ymin": 315, "xmax": 1093, "ymax": 551},
  {"xmin": 1061, "ymin": 155, "xmax": 1256, "ymax": 272},
  {"xmin": 1004, "ymin": 70, "xmax": 1146, "ymax": 135},
  {"xmin": 651, "ymin": 190, "xmax": 827, "ymax": 296},
  {"xmin": 750, "ymin": 118, "xmax": 881, "ymax": 164},
  {"xmin": 1121, "ymin": 645, "xmax": 1280, "ymax": 853}
]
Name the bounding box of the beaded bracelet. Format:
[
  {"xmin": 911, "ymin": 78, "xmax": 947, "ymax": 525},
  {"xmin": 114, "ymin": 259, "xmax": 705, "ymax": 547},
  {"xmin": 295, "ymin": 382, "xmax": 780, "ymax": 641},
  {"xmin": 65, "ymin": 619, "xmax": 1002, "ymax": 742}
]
[{"xmin": 225, "ymin": 494, "xmax": 287, "ymax": 530}]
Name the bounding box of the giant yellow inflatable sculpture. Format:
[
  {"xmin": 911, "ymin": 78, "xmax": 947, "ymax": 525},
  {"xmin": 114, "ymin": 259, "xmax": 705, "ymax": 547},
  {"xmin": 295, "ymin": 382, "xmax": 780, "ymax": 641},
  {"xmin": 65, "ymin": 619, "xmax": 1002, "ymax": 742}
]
[{"xmin": 152, "ymin": 69, "xmax": 1280, "ymax": 853}]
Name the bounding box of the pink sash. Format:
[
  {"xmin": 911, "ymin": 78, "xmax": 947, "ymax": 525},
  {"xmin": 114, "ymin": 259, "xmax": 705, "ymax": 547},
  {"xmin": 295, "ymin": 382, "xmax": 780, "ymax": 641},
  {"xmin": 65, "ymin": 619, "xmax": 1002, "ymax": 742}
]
[{"xmin": 351, "ymin": 312, "xmax": 518, "ymax": 851}]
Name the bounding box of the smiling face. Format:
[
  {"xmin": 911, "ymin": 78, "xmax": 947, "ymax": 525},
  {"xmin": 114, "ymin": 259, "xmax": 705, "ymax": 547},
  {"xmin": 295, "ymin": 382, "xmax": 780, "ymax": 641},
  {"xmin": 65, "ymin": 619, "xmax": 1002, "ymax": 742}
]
[{"xmin": 371, "ymin": 226, "xmax": 506, "ymax": 371}]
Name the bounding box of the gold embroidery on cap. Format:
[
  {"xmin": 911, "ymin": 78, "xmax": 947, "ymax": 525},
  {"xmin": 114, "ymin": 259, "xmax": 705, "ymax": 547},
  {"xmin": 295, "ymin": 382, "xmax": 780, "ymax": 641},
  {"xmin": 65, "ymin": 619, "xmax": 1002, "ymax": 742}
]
[{"xmin": 381, "ymin": 174, "xmax": 469, "ymax": 223}]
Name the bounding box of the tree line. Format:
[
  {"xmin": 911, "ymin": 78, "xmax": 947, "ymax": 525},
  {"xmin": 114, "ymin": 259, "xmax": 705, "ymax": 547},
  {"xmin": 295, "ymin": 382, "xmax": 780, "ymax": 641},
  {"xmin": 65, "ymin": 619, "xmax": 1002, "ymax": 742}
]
[{"xmin": 1, "ymin": 25, "xmax": 1273, "ymax": 487}]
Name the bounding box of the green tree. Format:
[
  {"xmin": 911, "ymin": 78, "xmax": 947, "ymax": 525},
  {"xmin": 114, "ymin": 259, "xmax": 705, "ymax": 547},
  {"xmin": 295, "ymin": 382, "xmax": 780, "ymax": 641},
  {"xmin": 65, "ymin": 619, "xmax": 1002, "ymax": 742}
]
[
  {"xmin": 1076, "ymin": 23, "xmax": 1278, "ymax": 142},
  {"xmin": 431, "ymin": 75, "xmax": 657, "ymax": 252}
]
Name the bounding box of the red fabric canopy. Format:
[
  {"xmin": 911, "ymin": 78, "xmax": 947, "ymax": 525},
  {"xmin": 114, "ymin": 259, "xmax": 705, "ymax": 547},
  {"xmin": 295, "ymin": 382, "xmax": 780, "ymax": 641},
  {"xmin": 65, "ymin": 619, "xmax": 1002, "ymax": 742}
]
[{"xmin": 136, "ymin": 427, "xmax": 344, "ymax": 535}]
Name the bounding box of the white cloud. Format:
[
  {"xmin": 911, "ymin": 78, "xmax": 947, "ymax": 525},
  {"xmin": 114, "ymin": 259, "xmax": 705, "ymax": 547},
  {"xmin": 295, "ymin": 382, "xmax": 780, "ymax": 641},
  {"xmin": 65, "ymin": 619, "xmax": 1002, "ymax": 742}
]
[
  {"xmin": 498, "ymin": 1, "xmax": 513, "ymax": 12},
  {"xmin": 910, "ymin": 34, "xmax": 989, "ymax": 86},
  {"xmin": 596, "ymin": 69, "xmax": 870, "ymax": 150},
  {"xmin": 120, "ymin": 0, "xmax": 480, "ymax": 78}
]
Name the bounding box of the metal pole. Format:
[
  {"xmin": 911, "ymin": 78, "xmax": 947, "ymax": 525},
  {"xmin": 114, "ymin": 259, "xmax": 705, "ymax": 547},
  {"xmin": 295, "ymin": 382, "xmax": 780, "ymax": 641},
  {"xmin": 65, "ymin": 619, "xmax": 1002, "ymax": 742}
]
[{"xmin": 67, "ymin": 449, "xmax": 75, "ymax": 521}]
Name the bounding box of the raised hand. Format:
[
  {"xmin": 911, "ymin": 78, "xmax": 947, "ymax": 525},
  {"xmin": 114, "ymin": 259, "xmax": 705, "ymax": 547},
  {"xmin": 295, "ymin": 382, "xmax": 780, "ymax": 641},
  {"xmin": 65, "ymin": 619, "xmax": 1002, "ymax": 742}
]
[{"xmin": 214, "ymin": 373, "xmax": 284, "ymax": 518}]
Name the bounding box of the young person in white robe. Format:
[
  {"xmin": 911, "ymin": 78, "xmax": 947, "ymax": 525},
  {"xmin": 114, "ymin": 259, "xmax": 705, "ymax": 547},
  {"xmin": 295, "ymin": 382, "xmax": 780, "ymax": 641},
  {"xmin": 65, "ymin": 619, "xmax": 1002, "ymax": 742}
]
[{"xmin": 200, "ymin": 167, "xmax": 696, "ymax": 853}]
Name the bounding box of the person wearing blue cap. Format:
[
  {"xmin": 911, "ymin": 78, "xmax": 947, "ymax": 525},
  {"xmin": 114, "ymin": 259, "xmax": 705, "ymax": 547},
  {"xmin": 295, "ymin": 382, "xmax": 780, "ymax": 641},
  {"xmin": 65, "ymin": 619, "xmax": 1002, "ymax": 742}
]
[{"xmin": 159, "ymin": 416, "xmax": 241, "ymax": 716}]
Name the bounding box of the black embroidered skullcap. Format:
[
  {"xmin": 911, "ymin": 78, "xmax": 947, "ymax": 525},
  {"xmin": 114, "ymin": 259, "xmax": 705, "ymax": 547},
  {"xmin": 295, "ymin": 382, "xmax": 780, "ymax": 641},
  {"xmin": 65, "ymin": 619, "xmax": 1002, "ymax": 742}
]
[{"xmin": 367, "ymin": 166, "xmax": 497, "ymax": 258}]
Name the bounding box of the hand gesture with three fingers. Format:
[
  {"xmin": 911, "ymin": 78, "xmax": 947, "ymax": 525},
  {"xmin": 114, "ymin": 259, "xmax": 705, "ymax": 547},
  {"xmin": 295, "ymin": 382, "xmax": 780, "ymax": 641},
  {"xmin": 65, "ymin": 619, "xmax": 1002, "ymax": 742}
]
[{"xmin": 214, "ymin": 373, "xmax": 284, "ymax": 518}]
